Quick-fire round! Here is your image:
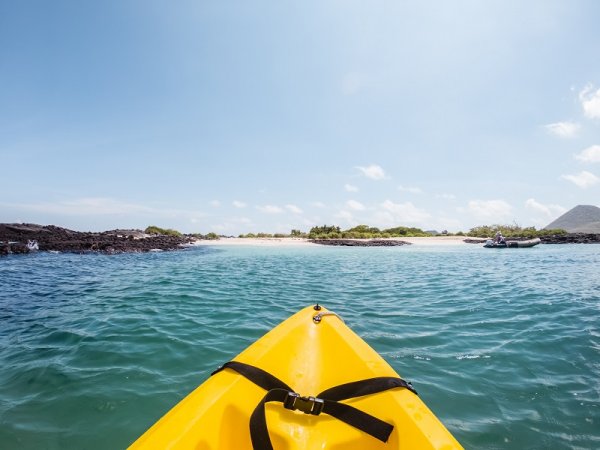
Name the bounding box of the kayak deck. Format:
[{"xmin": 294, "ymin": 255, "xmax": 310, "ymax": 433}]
[{"xmin": 129, "ymin": 305, "xmax": 463, "ymax": 449}]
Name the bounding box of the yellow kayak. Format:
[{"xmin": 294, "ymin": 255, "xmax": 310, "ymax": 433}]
[{"xmin": 130, "ymin": 305, "xmax": 463, "ymax": 449}]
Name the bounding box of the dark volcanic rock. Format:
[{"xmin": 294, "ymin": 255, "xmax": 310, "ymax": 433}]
[
  {"xmin": 0, "ymin": 223, "xmax": 196, "ymax": 254},
  {"xmin": 310, "ymin": 239, "xmax": 411, "ymax": 247},
  {"xmin": 463, "ymin": 233, "xmax": 600, "ymax": 245},
  {"xmin": 463, "ymin": 238, "xmax": 487, "ymax": 244},
  {"xmin": 540, "ymin": 233, "xmax": 600, "ymax": 244}
]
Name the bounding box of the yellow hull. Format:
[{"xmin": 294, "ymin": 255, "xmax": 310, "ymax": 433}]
[{"xmin": 130, "ymin": 306, "xmax": 463, "ymax": 449}]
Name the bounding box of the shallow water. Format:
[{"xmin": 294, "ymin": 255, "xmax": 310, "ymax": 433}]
[{"xmin": 0, "ymin": 244, "xmax": 598, "ymax": 449}]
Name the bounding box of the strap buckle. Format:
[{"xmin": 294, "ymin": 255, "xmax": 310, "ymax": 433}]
[{"xmin": 283, "ymin": 392, "xmax": 324, "ymax": 415}]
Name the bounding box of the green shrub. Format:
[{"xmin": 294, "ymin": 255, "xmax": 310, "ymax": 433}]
[
  {"xmin": 144, "ymin": 225, "xmax": 182, "ymax": 237},
  {"xmin": 307, "ymin": 224, "xmax": 430, "ymax": 239},
  {"xmin": 467, "ymin": 224, "xmax": 567, "ymax": 238}
]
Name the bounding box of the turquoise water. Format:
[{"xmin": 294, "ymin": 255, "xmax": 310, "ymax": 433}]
[{"xmin": 0, "ymin": 244, "xmax": 598, "ymax": 449}]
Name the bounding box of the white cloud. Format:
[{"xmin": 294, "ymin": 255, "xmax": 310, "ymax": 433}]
[
  {"xmin": 209, "ymin": 200, "xmax": 221, "ymax": 207},
  {"xmin": 398, "ymin": 185, "xmax": 423, "ymax": 194},
  {"xmin": 285, "ymin": 204, "xmax": 303, "ymax": 214},
  {"xmin": 0, "ymin": 197, "xmax": 206, "ymax": 222},
  {"xmin": 311, "ymin": 201, "xmax": 326, "ymax": 208},
  {"xmin": 560, "ymin": 170, "xmax": 599, "ymax": 188},
  {"xmin": 579, "ymin": 84, "xmax": 600, "ymax": 119},
  {"xmin": 232, "ymin": 200, "xmax": 247, "ymax": 208},
  {"xmin": 257, "ymin": 205, "xmax": 283, "ymax": 214},
  {"xmin": 334, "ymin": 209, "xmax": 357, "ymax": 225},
  {"xmin": 211, "ymin": 217, "xmax": 252, "ymax": 233},
  {"xmin": 346, "ymin": 200, "xmax": 365, "ymax": 211},
  {"xmin": 356, "ymin": 164, "xmax": 387, "ymax": 180},
  {"xmin": 544, "ymin": 121, "xmax": 581, "ymax": 138},
  {"xmin": 380, "ymin": 200, "xmax": 431, "ymax": 224},
  {"xmin": 4, "ymin": 197, "xmax": 153, "ymax": 216},
  {"xmin": 575, "ymin": 145, "xmax": 600, "ymax": 163},
  {"xmin": 436, "ymin": 193, "xmax": 456, "ymax": 200},
  {"xmin": 464, "ymin": 200, "xmax": 513, "ymax": 221},
  {"xmin": 525, "ymin": 198, "xmax": 566, "ymax": 217},
  {"xmin": 344, "ymin": 183, "xmax": 359, "ymax": 192}
]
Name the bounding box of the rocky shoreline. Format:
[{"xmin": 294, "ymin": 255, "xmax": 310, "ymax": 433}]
[
  {"xmin": 463, "ymin": 234, "xmax": 600, "ymax": 245},
  {"xmin": 540, "ymin": 233, "xmax": 600, "ymax": 244},
  {"xmin": 0, "ymin": 224, "xmax": 196, "ymax": 255},
  {"xmin": 3, "ymin": 223, "xmax": 600, "ymax": 255}
]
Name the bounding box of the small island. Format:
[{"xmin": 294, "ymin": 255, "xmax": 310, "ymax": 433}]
[
  {"xmin": 0, "ymin": 224, "xmax": 208, "ymax": 255},
  {"xmin": 2, "ymin": 205, "xmax": 600, "ymax": 255}
]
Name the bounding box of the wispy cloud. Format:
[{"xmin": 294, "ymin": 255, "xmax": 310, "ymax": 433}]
[
  {"xmin": 580, "ymin": 84, "xmax": 600, "ymax": 119},
  {"xmin": 575, "ymin": 145, "xmax": 600, "ymax": 163},
  {"xmin": 211, "ymin": 216, "xmax": 254, "ymax": 233},
  {"xmin": 334, "ymin": 209, "xmax": 357, "ymax": 225},
  {"xmin": 379, "ymin": 200, "xmax": 431, "ymax": 224},
  {"xmin": 544, "ymin": 121, "xmax": 581, "ymax": 138},
  {"xmin": 0, "ymin": 197, "xmax": 205, "ymax": 220},
  {"xmin": 232, "ymin": 200, "xmax": 247, "ymax": 208},
  {"xmin": 356, "ymin": 164, "xmax": 387, "ymax": 180},
  {"xmin": 344, "ymin": 184, "xmax": 359, "ymax": 192},
  {"xmin": 2, "ymin": 197, "xmax": 152, "ymax": 216},
  {"xmin": 525, "ymin": 198, "xmax": 566, "ymax": 217},
  {"xmin": 209, "ymin": 200, "xmax": 221, "ymax": 207},
  {"xmin": 398, "ymin": 185, "xmax": 423, "ymax": 194},
  {"xmin": 560, "ymin": 170, "xmax": 599, "ymax": 188},
  {"xmin": 257, "ymin": 205, "xmax": 283, "ymax": 214},
  {"xmin": 463, "ymin": 200, "xmax": 513, "ymax": 221},
  {"xmin": 311, "ymin": 201, "xmax": 326, "ymax": 208},
  {"xmin": 285, "ymin": 204, "xmax": 303, "ymax": 214},
  {"xmin": 346, "ymin": 200, "xmax": 365, "ymax": 211},
  {"xmin": 436, "ymin": 193, "xmax": 456, "ymax": 200}
]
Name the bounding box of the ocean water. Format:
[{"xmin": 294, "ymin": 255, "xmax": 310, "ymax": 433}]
[{"xmin": 0, "ymin": 244, "xmax": 598, "ymax": 449}]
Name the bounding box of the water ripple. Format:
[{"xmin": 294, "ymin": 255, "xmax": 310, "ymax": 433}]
[{"xmin": 0, "ymin": 245, "xmax": 598, "ymax": 449}]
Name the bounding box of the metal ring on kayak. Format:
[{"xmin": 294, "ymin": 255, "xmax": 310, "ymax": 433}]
[{"xmin": 313, "ymin": 311, "xmax": 344, "ymax": 324}]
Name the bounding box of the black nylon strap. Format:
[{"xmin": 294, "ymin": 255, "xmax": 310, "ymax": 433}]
[
  {"xmin": 214, "ymin": 361, "xmax": 417, "ymax": 449},
  {"xmin": 318, "ymin": 376, "xmax": 418, "ymax": 399},
  {"xmin": 211, "ymin": 361, "xmax": 292, "ymax": 392},
  {"xmin": 248, "ymin": 389, "xmax": 394, "ymax": 449},
  {"xmin": 322, "ymin": 399, "xmax": 394, "ymax": 442},
  {"xmin": 249, "ymin": 389, "xmax": 289, "ymax": 450}
]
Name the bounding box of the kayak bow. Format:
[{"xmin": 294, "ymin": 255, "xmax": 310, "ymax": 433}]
[{"xmin": 129, "ymin": 305, "xmax": 462, "ymax": 449}]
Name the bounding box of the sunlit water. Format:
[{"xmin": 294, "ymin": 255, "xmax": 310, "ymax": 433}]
[{"xmin": 1, "ymin": 244, "xmax": 598, "ymax": 449}]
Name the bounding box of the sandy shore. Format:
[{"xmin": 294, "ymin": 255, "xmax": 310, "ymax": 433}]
[{"xmin": 193, "ymin": 236, "xmax": 473, "ymax": 247}]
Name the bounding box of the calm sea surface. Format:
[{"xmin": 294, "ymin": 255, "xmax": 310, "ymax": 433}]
[{"xmin": 0, "ymin": 244, "xmax": 598, "ymax": 449}]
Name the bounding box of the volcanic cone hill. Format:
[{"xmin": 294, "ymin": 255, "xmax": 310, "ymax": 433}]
[{"xmin": 545, "ymin": 205, "xmax": 600, "ymax": 233}]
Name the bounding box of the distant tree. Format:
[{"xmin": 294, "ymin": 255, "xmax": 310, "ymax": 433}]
[
  {"xmin": 382, "ymin": 226, "xmax": 430, "ymax": 237},
  {"xmin": 307, "ymin": 224, "xmax": 432, "ymax": 239},
  {"xmin": 308, "ymin": 225, "xmax": 341, "ymax": 239},
  {"xmin": 346, "ymin": 225, "xmax": 381, "ymax": 234}
]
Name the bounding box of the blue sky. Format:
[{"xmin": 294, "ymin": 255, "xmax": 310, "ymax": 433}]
[{"xmin": 1, "ymin": 1, "xmax": 599, "ymax": 234}]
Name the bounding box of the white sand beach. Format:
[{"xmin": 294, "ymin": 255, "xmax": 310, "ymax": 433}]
[{"xmin": 192, "ymin": 236, "xmax": 474, "ymax": 247}]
